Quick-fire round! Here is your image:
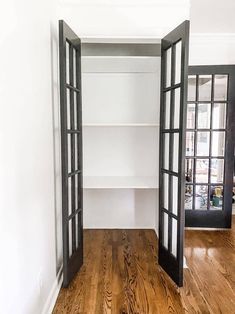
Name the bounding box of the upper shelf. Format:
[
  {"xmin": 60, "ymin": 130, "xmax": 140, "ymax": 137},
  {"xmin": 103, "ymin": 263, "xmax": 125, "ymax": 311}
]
[{"xmin": 83, "ymin": 123, "xmax": 159, "ymax": 127}]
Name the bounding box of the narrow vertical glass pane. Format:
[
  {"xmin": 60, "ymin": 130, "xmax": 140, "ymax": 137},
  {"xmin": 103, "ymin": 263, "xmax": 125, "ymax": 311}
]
[
  {"xmin": 165, "ymin": 48, "xmax": 172, "ymax": 87},
  {"xmin": 163, "ymin": 212, "xmax": 168, "ymax": 249},
  {"xmin": 77, "ymin": 174, "xmax": 81, "ymax": 209},
  {"xmin": 174, "ymin": 88, "xmax": 180, "ymax": 128},
  {"xmin": 185, "ymin": 158, "xmax": 194, "ymax": 183},
  {"xmin": 74, "ymin": 174, "xmax": 78, "ymax": 210},
  {"xmin": 66, "ymin": 41, "xmax": 70, "ymax": 84},
  {"xmin": 175, "ymin": 41, "xmax": 182, "ymax": 84},
  {"xmin": 210, "ymin": 186, "xmax": 223, "ymax": 210},
  {"xmin": 74, "ymin": 92, "xmax": 77, "ymax": 129},
  {"xmin": 214, "ymin": 75, "xmax": 228, "ymax": 101},
  {"xmin": 211, "ymin": 159, "xmax": 224, "ymax": 183},
  {"xmin": 197, "ymin": 103, "xmax": 211, "ymax": 129},
  {"xmin": 77, "ymin": 211, "xmax": 82, "ymax": 248},
  {"xmin": 171, "ymin": 218, "xmax": 177, "ymax": 257},
  {"xmin": 67, "ymin": 89, "xmax": 70, "ymax": 129},
  {"xmin": 164, "ymin": 133, "xmax": 170, "ymax": 170},
  {"xmin": 68, "ymin": 177, "xmax": 72, "ymax": 216},
  {"xmin": 195, "ymin": 159, "xmax": 209, "ymax": 183},
  {"xmin": 185, "ymin": 185, "xmax": 193, "ymax": 210},
  {"xmin": 75, "ymin": 214, "xmax": 78, "ymax": 249},
  {"xmin": 73, "ymin": 48, "xmax": 77, "ymax": 87},
  {"xmin": 74, "ymin": 134, "xmax": 78, "ymax": 171},
  {"xmin": 67, "ymin": 135, "xmax": 71, "ymax": 173},
  {"xmin": 188, "ymin": 75, "xmax": 196, "ymax": 101},
  {"xmin": 198, "ymin": 75, "xmax": 212, "ymax": 101},
  {"xmin": 195, "ymin": 185, "xmax": 208, "ymax": 210},
  {"xmin": 69, "ymin": 219, "xmax": 72, "ymax": 257},
  {"xmin": 164, "ymin": 92, "xmax": 171, "ymax": 129},
  {"xmin": 163, "ymin": 173, "xmax": 169, "ymax": 210},
  {"xmin": 212, "ymin": 103, "xmax": 226, "ymax": 129},
  {"xmin": 172, "ymin": 176, "xmax": 178, "ymax": 215},
  {"xmin": 197, "ymin": 131, "xmax": 210, "ymax": 156},
  {"xmin": 186, "ymin": 104, "xmax": 195, "ymax": 129},
  {"xmin": 186, "ymin": 131, "xmax": 195, "ymax": 156},
  {"xmin": 172, "ymin": 133, "xmax": 179, "ymax": 172},
  {"xmin": 211, "ymin": 131, "xmax": 225, "ymax": 156}
]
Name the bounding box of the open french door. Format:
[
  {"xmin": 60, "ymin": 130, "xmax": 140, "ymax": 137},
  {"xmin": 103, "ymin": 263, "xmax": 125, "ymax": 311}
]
[
  {"xmin": 159, "ymin": 21, "xmax": 190, "ymax": 286},
  {"xmin": 185, "ymin": 65, "xmax": 235, "ymax": 228},
  {"xmin": 59, "ymin": 20, "xmax": 83, "ymax": 287}
]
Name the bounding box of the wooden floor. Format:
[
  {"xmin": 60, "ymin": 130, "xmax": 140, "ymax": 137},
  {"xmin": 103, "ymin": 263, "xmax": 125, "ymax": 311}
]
[{"xmin": 53, "ymin": 219, "xmax": 235, "ymax": 314}]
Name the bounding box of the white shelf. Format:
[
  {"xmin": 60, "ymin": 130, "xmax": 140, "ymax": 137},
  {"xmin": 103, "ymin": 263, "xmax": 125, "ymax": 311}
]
[
  {"xmin": 83, "ymin": 123, "xmax": 159, "ymax": 127},
  {"xmin": 83, "ymin": 176, "xmax": 158, "ymax": 189}
]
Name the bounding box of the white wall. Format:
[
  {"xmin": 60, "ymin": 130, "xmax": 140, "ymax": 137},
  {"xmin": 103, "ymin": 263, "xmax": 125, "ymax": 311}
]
[{"xmin": 0, "ymin": 0, "xmax": 62, "ymax": 313}]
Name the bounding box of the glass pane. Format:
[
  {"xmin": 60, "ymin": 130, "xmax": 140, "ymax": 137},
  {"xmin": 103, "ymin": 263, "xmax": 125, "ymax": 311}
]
[
  {"xmin": 174, "ymin": 88, "xmax": 180, "ymax": 128},
  {"xmin": 76, "ymin": 174, "xmax": 81, "ymax": 209},
  {"xmin": 186, "ymin": 103, "xmax": 195, "ymax": 129},
  {"xmin": 214, "ymin": 75, "xmax": 228, "ymax": 101},
  {"xmin": 171, "ymin": 218, "xmax": 177, "ymax": 257},
  {"xmin": 210, "ymin": 186, "xmax": 223, "ymax": 210},
  {"xmin": 185, "ymin": 158, "xmax": 194, "ymax": 183},
  {"xmin": 68, "ymin": 177, "xmax": 72, "ymax": 216},
  {"xmin": 197, "ymin": 131, "xmax": 210, "ymax": 156},
  {"xmin": 74, "ymin": 92, "xmax": 77, "ymax": 129},
  {"xmin": 185, "ymin": 185, "xmax": 193, "ymax": 210},
  {"xmin": 163, "ymin": 212, "xmax": 168, "ymax": 249},
  {"xmin": 198, "ymin": 75, "xmax": 212, "ymax": 101},
  {"xmin": 165, "ymin": 48, "xmax": 172, "ymax": 87},
  {"xmin": 67, "ymin": 135, "xmax": 71, "ymax": 173},
  {"xmin": 75, "ymin": 214, "xmax": 79, "ymax": 249},
  {"xmin": 164, "ymin": 92, "xmax": 171, "ymax": 129},
  {"xmin": 197, "ymin": 103, "xmax": 211, "ymax": 129},
  {"xmin": 163, "ymin": 173, "xmax": 169, "ymax": 210},
  {"xmin": 67, "ymin": 89, "xmax": 70, "ymax": 129},
  {"xmin": 175, "ymin": 41, "xmax": 182, "ymax": 84},
  {"xmin": 195, "ymin": 185, "xmax": 208, "ymax": 210},
  {"xmin": 211, "ymin": 159, "xmax": 224, "ymax": 183},
  {"xmin": 69, "ymin": 219, "xmax": 72, "ymax": 257},
  {"xmin": 172, "ymin": 133, "xmax": 179, "ymax": 172},
  {"xmin": 164, "ymin": 133, "xmax": 169, "ymax": 170},
  {"xmin": 211, "ymin": 131, "xmax": 225, "ymax": 156},
  {"xmin": 195, "ymin": 159, "xmax": 209, "ymax": 183},
  {"xmin": 188, "ymin": 75, "xmax": 196, "ymax": 101},
  {"xmin": 172, "ymin": 176, "xmax": 178, "ymax": 215},
  {"xmin": 75, "ymin": 174, "xmax": 78, "ymax": 210},
  {"xmin": 186, "ymin": 131, "xmax": 195, "ymax": 156},
  {"xmin": 66, "ymin": 41, "xmax": 70, "ymax": 84},
  {"xmin": 73, "ymin": 49, "xmax": 76, "ymax": 87},
  {"xmin": 212, "ymin": 103, "xmax": 226, "ymax": 129}
]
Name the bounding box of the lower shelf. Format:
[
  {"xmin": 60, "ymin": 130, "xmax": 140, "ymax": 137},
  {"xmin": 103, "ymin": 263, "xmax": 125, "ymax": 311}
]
[{"xmin": 83, "ymin": 176, "xmax": 158, "ymax": 189}]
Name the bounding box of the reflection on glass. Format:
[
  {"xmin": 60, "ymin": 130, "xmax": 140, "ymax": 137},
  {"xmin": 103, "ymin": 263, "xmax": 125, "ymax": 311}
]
[
  {"xmin": 67, "ymin": 89, "xmax": 70, "ymax": 129},
  {"xmin": 69, "ymin": 219, "xmax": 73, "ymax": 257},
  {"xmin": 210, "ymin": 186, "xmax": 223, "ymax": 210},
  {"xmin": 73, "ymin": 49, "xmax": 77, "ymax": 87},
  {"xmin": 172, "ymin": 133, "xmax": 179, "ymax": 172},
  {"xmin": 185, "ymin": 159, "xmax": 194, "ymax": 183},
  {"xmin": 163, "ymin": 173, "xmax": 169, "ymax": 210},
  {"xmin": 211, "ymin": 159, "xmax": 224, "ymax": 183},
  {"xmin": 171, "ymin": 218, "xmax": 177, "ymax": 257},
  {"xmin": 186, "ymin": 103, "xmax": 195, "ymax": 129},
  {"xmin": 172, "ymin": 176, "xmax": 178, "ymax": 215},
  {"xmin": 211, "ymin": 131, "xmax": 225, "ymax": 156},
  {"xmin": 68, "ymin": 177, "xmax": 72, "ymax": 216},
  {"xmin": 68, "ymin": 135, "xmax": 71, "ymax": 173},
  {"xmin": 75, "ymin": 214, "xmax": 79, "ymax": 249},
  {"xmin": 175, "ymin": 41, "xmax": 182, "ymax": 84},
  {"xmin": 165, "ymin": 48, "xmax": 172, "ymax": 87},
  {"xmin": 195, "ymin": 159, "xmax": 209, "ymax": 183},
  {"xmin": 197, "ymin": 131, "xmax": 210, "ymax": 156},
  {"xmin": 164, "ymin": 92, "xmax": 171, "ymax": 129},
  {"xmin": 214, "ymin": 75, "xmax": 228, "ymax": 101},
  {"xmin": 164, "ymin": 133, "xmax": 169, "ymax": 170},
  {"xmin": 174, "ymin": 88, "xmax": 180, "ymax": 128},
  {"xmin": 195, "ymin": 185, "xmax": 208, "ymax": 210},
  {"xmin": 198, "ymin": 103, "xmax": 211, "ymax": 129},
  {"xmin": 186, "ymin": 132, "xmax": 195, "ymax": 156},
  {"xmin": 198, "ymin": 75, "xmax": 212, "ymax": 101},
  {"xmin": 163, "ymin": 212, "xmax": 168, "ymax": 249},
  {"xmin": 66, "ymin": 41, "xmax": 70, "ymax": 84},
  {"xmin": 188, "ymin": 75, "xmax": 196, "ymax": 101},
  {"xmin": 185, "ymin": 185, "xmax": 193, "ymax": 210},
  {"xmin": 74, "ymin": 92, "xmax": 77, "ymax": 129},
  {"xmin": 212, "ymin": 103, "xmax": 226, "ymax": 129}
]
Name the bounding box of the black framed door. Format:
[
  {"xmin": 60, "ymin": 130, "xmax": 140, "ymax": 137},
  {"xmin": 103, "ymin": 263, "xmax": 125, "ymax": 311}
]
[
  {"xmin": 59, "ymin": 20, "xmax": 83, "ymax": 287},
  {"xmin": 185, "ymin": 65, "xmax": 235, "ymax": 228},
  {"xmin": 159, "ymin": 20, "xmax": 189, "ymax": 287}
]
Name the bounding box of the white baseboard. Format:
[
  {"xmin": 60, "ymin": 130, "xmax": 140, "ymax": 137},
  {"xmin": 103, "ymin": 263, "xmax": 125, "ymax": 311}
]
[{"xmin": 42, "ymin": 266, "xmax": 63, "ymax": 314}]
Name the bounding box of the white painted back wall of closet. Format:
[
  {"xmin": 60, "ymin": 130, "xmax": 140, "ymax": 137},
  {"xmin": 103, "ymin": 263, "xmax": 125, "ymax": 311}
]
[{"xmin": 81, "ymin": 56, "xmax": 160, "ymax": 232}]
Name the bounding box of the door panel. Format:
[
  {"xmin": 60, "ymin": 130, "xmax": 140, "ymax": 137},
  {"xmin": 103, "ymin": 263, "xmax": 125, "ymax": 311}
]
[
  {"xmin": 185, "ymin": 65, "xmax": 235, "ymax": 228},
  {"xmin": 159, "ymin": 20, "xmax": 190, "ymax": 287},
  {"xmin": 59, "ymin": 20, "xmax": 83, "ymax": 287}
]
